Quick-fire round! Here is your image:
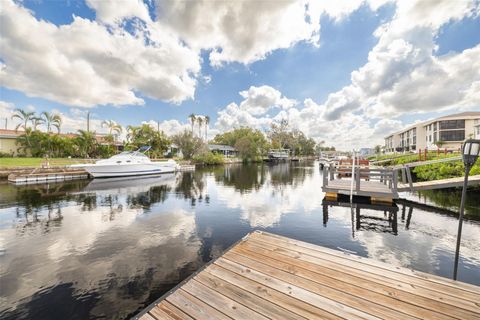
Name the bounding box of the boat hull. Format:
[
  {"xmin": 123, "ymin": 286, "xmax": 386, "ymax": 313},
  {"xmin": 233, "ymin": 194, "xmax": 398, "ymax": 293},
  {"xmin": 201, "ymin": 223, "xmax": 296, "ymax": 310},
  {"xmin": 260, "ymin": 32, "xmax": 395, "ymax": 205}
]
[{"xmin": 83, "ymin": 163, "xmax": 176, "ymax": 178}]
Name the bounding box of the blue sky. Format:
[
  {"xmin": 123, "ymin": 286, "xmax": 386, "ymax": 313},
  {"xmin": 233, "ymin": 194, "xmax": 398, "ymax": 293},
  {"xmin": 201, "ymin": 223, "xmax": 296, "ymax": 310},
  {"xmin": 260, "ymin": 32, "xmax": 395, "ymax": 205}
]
[{"xmin": 1, "ymin": 0, "xmax": 479, "ymax": 148}]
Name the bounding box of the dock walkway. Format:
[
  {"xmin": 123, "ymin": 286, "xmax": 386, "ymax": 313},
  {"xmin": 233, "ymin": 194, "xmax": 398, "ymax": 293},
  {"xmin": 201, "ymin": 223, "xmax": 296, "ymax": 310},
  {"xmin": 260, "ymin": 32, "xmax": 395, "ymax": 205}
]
[
  {"xmin": 398, "ymin": 174, "xmax": 480, "ymax": 191},
  {"xmin": 135, "ymin": 231, "xmax": 480, "ymax": 320}
]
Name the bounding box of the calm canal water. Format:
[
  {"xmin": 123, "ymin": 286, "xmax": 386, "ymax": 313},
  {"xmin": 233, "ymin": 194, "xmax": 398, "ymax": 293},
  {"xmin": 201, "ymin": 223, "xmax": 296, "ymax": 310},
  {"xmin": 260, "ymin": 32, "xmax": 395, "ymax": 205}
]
[{"xmin": 1, "ymin": 161, "xmax": 479, "ymax": 319}]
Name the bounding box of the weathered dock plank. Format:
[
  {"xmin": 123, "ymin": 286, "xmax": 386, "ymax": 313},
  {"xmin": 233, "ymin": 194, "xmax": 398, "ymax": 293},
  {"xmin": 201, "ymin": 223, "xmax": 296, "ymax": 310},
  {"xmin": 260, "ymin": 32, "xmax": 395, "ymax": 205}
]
[
  {"xmin": 322, "ymin": 179, "xmax": 398, "ymax": 199},
  {"xmin": 398, "ymin": 174, "xmax": 480, "ymax": 191},
  {"xmin": 135, "ymin": 231, "xmax": 480, "ymax": 320}
]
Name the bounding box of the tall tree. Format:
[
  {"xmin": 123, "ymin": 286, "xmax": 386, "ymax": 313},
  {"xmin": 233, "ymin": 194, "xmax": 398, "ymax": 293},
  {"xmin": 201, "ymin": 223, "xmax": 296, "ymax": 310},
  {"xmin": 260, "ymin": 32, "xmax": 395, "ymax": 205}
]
[
  {"xmin": 204, "ymin": 115, "xmax": 210, "ymax": 141},
  {"xmin": 41, "ymin": 111, "xmax": 62, "ymax": 133},
  {"xmin": 268, "ymin": 119, "xmax": 291, "ymax": 149},
  {"xmin": 11, "ymin": 108, "xmax": 35, "ymax": 131},
  {"xmin": 188, "ymin": 114, "xmax": 196, "ymax": 133},
  {"xmin": 126, "ymin": 124, "xmax": 171, "ymax": 158},
  {"xmin": 172, "ymin": 130, "xmax": 205, "ymax": 160},
  {"xmin": 213, "ymin": 127, "xmax": 269, "ymax": 161},
  {"xmin": 197, "ymin": 116, "xmax": 203, "ymax": 139}
]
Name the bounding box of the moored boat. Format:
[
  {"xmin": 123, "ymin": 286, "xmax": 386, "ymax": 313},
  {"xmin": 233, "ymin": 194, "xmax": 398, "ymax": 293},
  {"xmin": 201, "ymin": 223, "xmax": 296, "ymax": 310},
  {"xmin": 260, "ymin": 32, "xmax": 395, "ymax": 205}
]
[{"xmin": 72, "ymin": 147, "xmax": 179, "ymax": 178}]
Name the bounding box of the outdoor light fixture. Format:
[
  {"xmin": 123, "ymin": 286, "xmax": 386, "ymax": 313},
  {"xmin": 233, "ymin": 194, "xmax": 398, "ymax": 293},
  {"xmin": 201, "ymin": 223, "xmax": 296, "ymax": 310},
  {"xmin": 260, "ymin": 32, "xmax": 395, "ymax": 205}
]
[{"xmin": 453, "ymin": 139, "xmax": 480, "ymax": 280}]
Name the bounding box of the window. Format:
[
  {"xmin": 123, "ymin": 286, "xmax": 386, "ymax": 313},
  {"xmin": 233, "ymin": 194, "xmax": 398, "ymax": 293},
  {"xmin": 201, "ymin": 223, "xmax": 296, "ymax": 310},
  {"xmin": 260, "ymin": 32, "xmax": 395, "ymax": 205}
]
[
  {"xmin": 439, "ymin": 120, "xmax": 465, "ymax": 130},
  {"xmin": 433, "ymin": 123, "xmax": 437, "ymax": 131},
  {"xmin": 440, "ymin": 130, "xmax": 465, "ymax": 141}
]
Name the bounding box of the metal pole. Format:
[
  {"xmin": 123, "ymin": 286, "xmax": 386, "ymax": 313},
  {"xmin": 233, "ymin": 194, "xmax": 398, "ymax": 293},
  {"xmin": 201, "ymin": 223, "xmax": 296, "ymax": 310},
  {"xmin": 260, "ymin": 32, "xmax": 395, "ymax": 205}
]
[
  {"xmin": 87, "ymin": 112, "xmax": 90, "ymax": 132},
  {"xmin": 350, "ymin": 150, "xmax": 356, "ymax": 203},
  {"xmin": 453, "ymin": 165, "xmax": 470, "ymax": 280}
]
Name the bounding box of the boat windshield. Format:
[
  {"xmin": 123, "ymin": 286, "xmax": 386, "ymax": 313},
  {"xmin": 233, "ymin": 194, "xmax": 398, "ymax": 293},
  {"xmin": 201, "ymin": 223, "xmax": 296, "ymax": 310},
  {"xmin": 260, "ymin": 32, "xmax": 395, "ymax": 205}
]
[{"xmin": 113, "ymin": 151, "xmax": 148, "ymax": 158}]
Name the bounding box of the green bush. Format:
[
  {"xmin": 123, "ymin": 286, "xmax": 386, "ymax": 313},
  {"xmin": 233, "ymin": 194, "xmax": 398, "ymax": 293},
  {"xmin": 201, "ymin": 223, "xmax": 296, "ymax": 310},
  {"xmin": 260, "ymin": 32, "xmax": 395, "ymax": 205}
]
[
  {"xmin": 193, "ymin": 152, "xmax": 225, "ymax": 165},
  {"xmin": 0, "ymin": 152, "xmax": 12, "ymax": 158},
  {"xmin": 413, "ymin": 159, "xmax": 480, "ymax": 181}
]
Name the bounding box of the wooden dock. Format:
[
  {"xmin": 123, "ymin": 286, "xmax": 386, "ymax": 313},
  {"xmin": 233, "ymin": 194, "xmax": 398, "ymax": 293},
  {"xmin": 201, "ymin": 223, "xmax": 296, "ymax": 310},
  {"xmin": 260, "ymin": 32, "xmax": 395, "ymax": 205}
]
[
  {"xmin": 322, "ymin": 164, "xmax": 398, "ymax": 203},
  {"xmin": 8, "ymin": 168, "xmax": 89, "ymax": 184},
  {"xmin": 135, "ymin": 231, "xmax": 480, "ymax": 320},
  {"xmin": 323, "ymin": 179, "xmax": 398, "ymax": 199},
  {"xmin": 398, "ymin": 174, "xmax": 480, "ymax": 192}
]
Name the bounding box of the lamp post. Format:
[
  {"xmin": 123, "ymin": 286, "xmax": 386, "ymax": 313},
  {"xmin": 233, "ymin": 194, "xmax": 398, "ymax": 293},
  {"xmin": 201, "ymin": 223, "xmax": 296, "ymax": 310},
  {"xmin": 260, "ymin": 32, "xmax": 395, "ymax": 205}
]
[{"xmin": 453, "ymin": 139, "xmax": 480, "ymax": 280}]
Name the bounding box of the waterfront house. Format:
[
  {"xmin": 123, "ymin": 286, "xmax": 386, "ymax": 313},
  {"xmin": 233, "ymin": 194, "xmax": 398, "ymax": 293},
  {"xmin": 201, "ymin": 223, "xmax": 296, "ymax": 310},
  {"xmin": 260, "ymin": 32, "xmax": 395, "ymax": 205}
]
[
  {"xmin": 384, "ymin": 112, "xmax": 480, "ymax": 153},
  {"xmin": 208, "ymin": 144, "xmax": 238, "ymax": 157},
  {"xmin": 0, "ymin": 129, "xmax": 22, "ymax": 156}
]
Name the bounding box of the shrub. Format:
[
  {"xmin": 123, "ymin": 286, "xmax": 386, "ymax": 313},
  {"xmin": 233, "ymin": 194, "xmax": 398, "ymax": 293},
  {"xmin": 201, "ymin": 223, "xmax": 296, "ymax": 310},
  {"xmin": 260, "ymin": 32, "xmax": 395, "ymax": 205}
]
[{"xmin": 193, "ymin": 152, "xmax": 225, "ymax": 165}]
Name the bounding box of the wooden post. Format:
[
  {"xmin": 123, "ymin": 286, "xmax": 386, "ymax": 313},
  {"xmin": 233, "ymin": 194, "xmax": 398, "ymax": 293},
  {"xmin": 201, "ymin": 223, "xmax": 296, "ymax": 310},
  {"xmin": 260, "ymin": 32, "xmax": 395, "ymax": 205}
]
[
  {"xmin": 392, "ymin": 169, "xmax": 398, "ymax": 194},
  {"xmin": 323, "ymin": 166, "xmax": 328, "ymax": 186},
  {"xmin": 419, "ymin": 149, "xmax": 422, "ymax": 161},
  {"xmin": 401, "ymin": 167, "xmax": 406, "ymax": 183},
  {"xmin": 405, "ymin": 165, "xmax": 414, "ymax": 191},
  {"xmin": 424, "ymin": 148, "xmax": 427, "ymax": 161},
  {"xmin": 355, "ymin": 167, "xmax": 361, "ymax": 191}
]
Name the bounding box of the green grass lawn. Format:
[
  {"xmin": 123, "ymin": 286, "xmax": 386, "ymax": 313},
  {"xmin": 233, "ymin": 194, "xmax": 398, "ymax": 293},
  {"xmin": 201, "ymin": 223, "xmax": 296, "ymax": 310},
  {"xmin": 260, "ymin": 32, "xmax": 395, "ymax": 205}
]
[{"xmin": 0, "ymin": 157, "xmax": 89, "ymax": 168}]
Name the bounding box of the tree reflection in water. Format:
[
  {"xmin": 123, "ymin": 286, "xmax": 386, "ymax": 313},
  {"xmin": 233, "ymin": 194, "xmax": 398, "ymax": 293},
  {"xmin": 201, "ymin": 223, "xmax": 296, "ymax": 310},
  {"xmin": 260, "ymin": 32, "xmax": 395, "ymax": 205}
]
[{"xmin": 175, "ymin": 170, "xmax": 206, "ymax": 206}]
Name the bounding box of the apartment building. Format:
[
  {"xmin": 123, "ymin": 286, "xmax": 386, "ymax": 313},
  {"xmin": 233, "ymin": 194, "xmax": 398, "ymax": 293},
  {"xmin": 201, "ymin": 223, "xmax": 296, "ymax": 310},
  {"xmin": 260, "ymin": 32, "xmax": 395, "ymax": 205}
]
[
  {"xmin": 475, "ymin": 119, "xmax": 480, "ymax": 139},
  {"xmin": 384, "ymin": 112, "xmax": 480, "ymax": 153}
]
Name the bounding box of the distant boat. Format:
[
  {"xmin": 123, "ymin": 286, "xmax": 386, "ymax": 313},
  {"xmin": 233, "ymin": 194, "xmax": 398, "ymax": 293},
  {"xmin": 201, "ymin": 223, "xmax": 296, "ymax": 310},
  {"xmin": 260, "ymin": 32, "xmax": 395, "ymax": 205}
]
[
  {"xmin": 72, "ymin": 146, "xmax": 179, "ymax": 178},
  {"xmin": 267, "ymin": 149, "xmax": 290, "ymax": 161}
]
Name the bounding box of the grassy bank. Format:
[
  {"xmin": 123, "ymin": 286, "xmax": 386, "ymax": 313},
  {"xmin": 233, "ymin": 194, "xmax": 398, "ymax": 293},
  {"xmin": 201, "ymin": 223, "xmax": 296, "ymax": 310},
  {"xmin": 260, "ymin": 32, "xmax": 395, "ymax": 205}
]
[
  {"xmin": 369, "ymin": 153, "xmax": 480, "ymax": 181},
  {"xmin": 0, "ymin": 157, "xmax": 87, "ymax": 168}
]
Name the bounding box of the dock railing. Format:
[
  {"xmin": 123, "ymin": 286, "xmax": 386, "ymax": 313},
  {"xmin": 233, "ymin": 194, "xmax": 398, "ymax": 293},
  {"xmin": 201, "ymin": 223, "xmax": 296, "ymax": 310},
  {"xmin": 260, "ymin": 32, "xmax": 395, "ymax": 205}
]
[{"xmin": 323, "ymin": 163, "xmax": 398, "ymax": 194}]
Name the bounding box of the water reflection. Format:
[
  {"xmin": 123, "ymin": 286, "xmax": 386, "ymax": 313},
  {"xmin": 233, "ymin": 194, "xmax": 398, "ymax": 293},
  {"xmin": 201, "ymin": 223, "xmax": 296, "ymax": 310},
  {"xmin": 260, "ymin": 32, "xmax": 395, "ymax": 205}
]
[
  {"xmin": 322, "ymin": 200, "xmax": 399, "ymax": 236},
  {"xmin": 1, "ymin": 162, "xmax": 479, "ymax": 319}
]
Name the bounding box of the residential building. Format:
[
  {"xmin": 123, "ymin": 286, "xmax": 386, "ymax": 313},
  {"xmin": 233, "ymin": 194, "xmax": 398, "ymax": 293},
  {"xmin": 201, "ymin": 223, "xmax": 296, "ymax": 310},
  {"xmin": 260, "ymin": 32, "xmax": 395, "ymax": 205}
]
[
  {"xmin": 208, "ymin": 144, "xmax": 238, "ymax": 157},
  {"xmin": 384, "ymin": 112, "xmax": 480, "ymax": 153},
  {"xmin": 0, "ymin": 129, "xmax": 22, "ymax": 156},
  {"xmin": 475, "ymin": 119, "xmax": 480, "ymax": 139}
]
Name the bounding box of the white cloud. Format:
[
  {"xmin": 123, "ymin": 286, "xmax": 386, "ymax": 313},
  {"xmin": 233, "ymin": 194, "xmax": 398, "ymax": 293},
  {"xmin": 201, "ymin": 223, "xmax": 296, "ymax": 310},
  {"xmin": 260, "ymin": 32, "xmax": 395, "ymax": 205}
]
[
  {"xmin": 0, "ymin": 0, "xmax": 200, "ymax": 107},
  {"xmin": 142, "ymin": 119, "xmax": 190, "ymax": 136},
  {"xmin": 85, "ymin": 0, "xmax": 151, "ymax": 24},
  {"xmin": 0, "ymin": 101, "xmax": 15, "ymax": 129},
  {"xmin": 214, "ymin": 85, "xmax": 297, "ymax": 131},
  {"xmin": 156, "ymin": 0, "xmax": 322, "ymax": 66},
  {"xmin": 322, "ymin": 0, "xmax": 480, "ymax": 120},
  {"xmin": 215, "ymin": 102, "xmax": 273, "ymax": 132},
  {"xmin": 239, "ymin": 85, "xmax": 297, "ymax": 116}
]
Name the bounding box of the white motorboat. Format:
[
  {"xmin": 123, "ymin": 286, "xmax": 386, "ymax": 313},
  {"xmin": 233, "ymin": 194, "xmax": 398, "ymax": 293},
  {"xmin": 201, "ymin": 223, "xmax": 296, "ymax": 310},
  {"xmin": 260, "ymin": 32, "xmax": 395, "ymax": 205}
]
[{"xmin": 73, "ymin": 147, "xmax": 179, "ymax": 178}]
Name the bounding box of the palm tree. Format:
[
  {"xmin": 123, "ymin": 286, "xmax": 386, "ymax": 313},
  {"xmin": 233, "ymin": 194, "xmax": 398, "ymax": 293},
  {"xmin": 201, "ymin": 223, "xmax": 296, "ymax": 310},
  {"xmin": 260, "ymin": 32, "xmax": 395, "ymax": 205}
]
[
  {"xmin": 75, "ymin": 130, "xmax": 96, "ymax": 158},
  {"xmin": 102, "ymin": 120, "xmax": 122, "ymax": 135},
  {"xmin": 188, "ymin": 114, "xmax": 196, "ymax": 134},
  {"xmin": 41, "ymin": 111, "xmax": 62, "ymax": 133},
  {"xmin": 204, "ymin": 115, "xmax": 210, "ymax": 141},
  {"xmin": 197, "ymin": 116, "xmax": 203, "ymax": 139},
  {"xmin": 11, "ymin": 108, "xmax": 35, "ymax": 131},
  {"xmin": 32, "ymin": 117, "xmax": 43, "ymax": 131},
  {"xmin": 126, "ymin": 125, "xmax": 138, "ymax": 143}
]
